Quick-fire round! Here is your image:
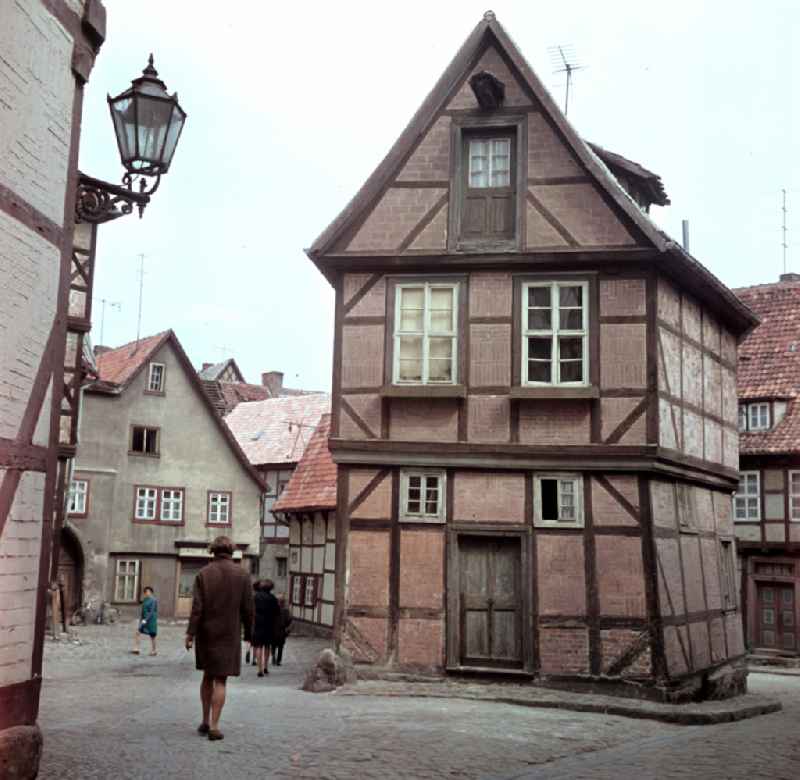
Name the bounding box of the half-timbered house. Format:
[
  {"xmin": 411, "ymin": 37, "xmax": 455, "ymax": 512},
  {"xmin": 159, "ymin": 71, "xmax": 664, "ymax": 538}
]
[
  {"xmin": 0, "ymin": 1, "xmax": 106, "ymax": 774},
  {"xmin": 733, "ymin": 274, "xmax": 800, "ymax": 656},
  {"xmin": 273, "ymin": 414, "xmax": 337, "ymax": 633},
  {"xmin": 225, "ymin": 393, "xmax": 330, "ymax": 591},
  {"xmin": 306, "ymin": 12, "xmax": 758, "ymax": 700}
]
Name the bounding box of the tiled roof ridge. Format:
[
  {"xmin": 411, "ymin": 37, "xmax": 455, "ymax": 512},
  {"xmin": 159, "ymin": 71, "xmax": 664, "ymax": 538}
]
[{"xmin": 100, "ymin": 329, "xmax": 171, "ymax": 356}]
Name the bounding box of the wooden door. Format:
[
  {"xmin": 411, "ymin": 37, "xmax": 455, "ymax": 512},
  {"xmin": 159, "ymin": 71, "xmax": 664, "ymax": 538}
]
[
  {"xmin": 458, "ymin": 537, "xmax": 522, "ymax": 668},
  {"xmin": 176, "ymin": 560, "xmax": 204, "ymax": 618},
  {"xmin": 757, "ymin": 584, "xmax": 797, "ymax": 652},
  {"xmin": 57, "ymin": 533, "xmax": 82, "ymax": 618}
]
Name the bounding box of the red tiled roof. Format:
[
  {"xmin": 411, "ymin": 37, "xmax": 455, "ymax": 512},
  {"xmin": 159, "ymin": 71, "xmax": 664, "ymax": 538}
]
[
  {"xmin": 224, "ymin": 394, "xmax": 330, "ymax": 466},
  {"xmin": 94, "ymin": 331, "xmax": 170, "ymax": 386},
  {"xmin": 273, "ymin": 415, "xmax": 336, "ymax": 513},
  {"xmin": 735, "ymin": 280, "xmax": 800, "ymax": 454},
  {"xmin": 220, "ymin": 382, "xmax": 271, "ymax": 408},
  {"xmin": 735, "ymin": 281, "xmax": 800, "ymax": 400}
]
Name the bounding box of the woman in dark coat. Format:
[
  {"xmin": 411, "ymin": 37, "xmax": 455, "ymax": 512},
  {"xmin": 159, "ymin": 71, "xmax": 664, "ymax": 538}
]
[
  {"xmin": 185, "ymin": 536, "xmax": 254, "ymax": 740},
  {"xmin": 252, "ymin": 579, "xmax": 281, "ymax": 677},
  {"xmin": 272, "ymin": 594, "xmax": 292, "ymax": 666}
]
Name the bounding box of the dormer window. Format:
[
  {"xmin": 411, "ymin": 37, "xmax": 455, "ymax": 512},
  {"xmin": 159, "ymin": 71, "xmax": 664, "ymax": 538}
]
[
  {"xmin": 739, "ymin": 402, "xmax": 770, "ymax": 432},
  {"xmin": 147, "ymin": 362, "xmax": 165, "ymax": 393},
  {"xmin": 462, "ymin": 132, "xmax": 515, "ymax": 242}
]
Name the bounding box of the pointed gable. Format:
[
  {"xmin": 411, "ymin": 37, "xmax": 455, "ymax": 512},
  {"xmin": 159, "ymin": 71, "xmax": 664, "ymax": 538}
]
[{"xmin": 310, "ymin": 11, "xmax": 662, "ymax": 260}]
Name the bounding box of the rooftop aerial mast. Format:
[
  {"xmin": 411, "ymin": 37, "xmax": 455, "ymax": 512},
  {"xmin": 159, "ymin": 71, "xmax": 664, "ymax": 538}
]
[{"xmin": 548, "ymin": 44, "xmax": 585, "ymax": 117}]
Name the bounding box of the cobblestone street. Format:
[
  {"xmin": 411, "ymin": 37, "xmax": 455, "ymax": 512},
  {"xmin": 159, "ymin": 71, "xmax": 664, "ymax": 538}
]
[{"xmin": 37, "ymin": 622, "xmax": 799, "ymax": 779}]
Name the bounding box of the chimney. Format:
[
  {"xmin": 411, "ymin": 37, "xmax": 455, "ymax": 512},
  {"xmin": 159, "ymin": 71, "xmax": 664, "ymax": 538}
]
[
  {"xmin": 780, "ymin": 272, "xmax": 800, "ymax": 283},
  {"xmin": 261, "ymin": 371, "xmax": 284, "ymax": 396},
  {"xmin": 93, "ymin": 345, "xmax": 112, "ymax": 356},
  {"xmin": 202, "ymin": 362, "xmax": 212, "ymax": 370}
]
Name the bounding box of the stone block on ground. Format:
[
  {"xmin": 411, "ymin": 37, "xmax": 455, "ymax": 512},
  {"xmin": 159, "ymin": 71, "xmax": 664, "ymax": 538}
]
[
  {"xmin": 0, "ymin": 725, "xmax": 42, "ymax": 780},
  {"xmin": 302, "ymin": 647, "xmax": 357, "ymax": 693}
]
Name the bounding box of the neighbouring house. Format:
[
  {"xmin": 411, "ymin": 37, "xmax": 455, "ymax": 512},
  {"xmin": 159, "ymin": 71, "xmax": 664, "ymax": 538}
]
[
  {"xmin": 273, "ymin": 414, "xmax": 337, "ymax": 633},
  {"xmin": 0, "ymin": 1, "xmax": 107, "ymax": 775},
  {"xmin": 199, "ymin": 360, "xmax": 319, "ymax": 416},
  {"xmin": 733, "ymin": 273, "xmax": 800, "ymax": 655},
  {"xmin": 66, "ymin": 330, "xmax": 265, "ymax": 618},
  {"xmin": 225, "ymin": 394, "xmax": 330, "ymax": 593},
  {"xmin": 304, "ymin": 11, "xmax": 759, "ymax": 700}
]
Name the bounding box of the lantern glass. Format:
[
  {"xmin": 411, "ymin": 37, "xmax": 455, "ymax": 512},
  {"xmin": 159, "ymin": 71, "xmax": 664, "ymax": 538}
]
[{"xmin": 108, "ymin": 56, "xmax": 186, "ymax": 177}]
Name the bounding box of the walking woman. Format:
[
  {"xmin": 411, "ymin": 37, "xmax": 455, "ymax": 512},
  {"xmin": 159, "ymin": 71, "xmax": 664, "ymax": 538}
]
[
  {"xmin": 132, "ymin": 586, "xmax": 158, "ymax": 656},
  {"xmin": 251, "ymin": 579, "xmax": 280, "ymax": 677},
  {"xmin": 272, "ymin": 593, "xmax": 292, "ymax": 666}
]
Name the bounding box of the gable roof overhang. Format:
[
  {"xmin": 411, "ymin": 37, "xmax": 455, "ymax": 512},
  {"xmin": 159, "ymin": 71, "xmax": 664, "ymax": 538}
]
[
  {"xmin": 86, "ymin": 330, "xmax": 266, "ymax": 492},
  {"xmin": 305, "ymin": 13, "xmax": 757, "ymax": 338}
]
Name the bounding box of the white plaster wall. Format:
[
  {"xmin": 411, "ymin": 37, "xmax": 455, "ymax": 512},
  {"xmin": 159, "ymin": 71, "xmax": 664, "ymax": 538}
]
[
  {"xmin": 0, "ymin": 212, "xmax": 60, "ymax": 440},
  {"xmin": 0, "ymin": 471, "xmax": 45, "ymax": 686},
  {"xmin": 0, "ymin": 0, "xmax": 75, "ymax": 225}
]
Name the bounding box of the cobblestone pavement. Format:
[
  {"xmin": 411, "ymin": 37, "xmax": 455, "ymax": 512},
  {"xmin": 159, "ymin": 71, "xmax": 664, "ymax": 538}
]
[{"xmin": 37, "ymin": 622, "xmax": 800, "ymax": 779}]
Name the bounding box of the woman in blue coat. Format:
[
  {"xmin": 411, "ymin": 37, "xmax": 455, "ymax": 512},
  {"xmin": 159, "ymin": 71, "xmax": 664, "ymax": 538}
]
[{"xmin": 132, "ymin": 586, "xmax": 158, "ymax": 656}]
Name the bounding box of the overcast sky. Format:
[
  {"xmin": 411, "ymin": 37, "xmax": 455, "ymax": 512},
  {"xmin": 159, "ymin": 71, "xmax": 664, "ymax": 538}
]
[{"xmin": 79, "ymin": 0, "xmax": 799, "ymax": 391}]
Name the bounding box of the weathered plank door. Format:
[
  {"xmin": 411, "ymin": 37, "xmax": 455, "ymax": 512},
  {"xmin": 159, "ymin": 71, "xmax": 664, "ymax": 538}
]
[
  {"xmin": 458, "ymin": 537, "xmax": 522, "ymax": 668},
  {"xmin": 757, "ymin": 584, "xmax": 796, "ymax": 652}
]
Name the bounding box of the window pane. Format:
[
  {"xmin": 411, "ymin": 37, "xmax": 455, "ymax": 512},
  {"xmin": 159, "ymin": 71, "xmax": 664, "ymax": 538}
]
[
  {"xmin": 527, "ymin": 309, "xmax": 551, "ymax": 329},
  {"xmin": 528, "ymin": 337, "xmax": 552, "ymax": 360},
  {"xmin": 398, "ymin": 337, "xmax": 423, "ymax": 381},
  {"xmin": 528, "ymin": 287, "xmax": 550, "ymax": 308},
  {"xmin": 400, "ymin": 307, "xmax": 424, "ymax": 332},
  {"xmin": 429, "ymin": 338, "xmax": 453, "ymax": 382},
  {"xmin": 469, "ymin": 140, "xmax": 488, "ymax": 188},
  {"xmin": 560, "ymin": 361, "xmax": 583, "ymax": 383},
  {"xmin": 528, "ymin": 361, "xmax": 551, "ymax": 383},
  {"xmin": 541, "ymin": 479, "xmax": 558, "ymax": 521},
  {"xmin": 400, "ymin": 287, "xmax": 424, "ymax": 310},
  {"xmin": 559, "ymin": 309, "xmax": 583, "ymax": 330},
  {"xmin": 559, "ymin": 337, "xmax": 583, "ymax": 361},
  {"xmin": 559, "ymin": 286, "xmax": 582, "ymax": 307}
]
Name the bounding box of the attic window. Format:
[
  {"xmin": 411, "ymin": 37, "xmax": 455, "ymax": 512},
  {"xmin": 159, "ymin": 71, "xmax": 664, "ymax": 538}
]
[{"xmin": 469, "ymin": 70, "xmax": 505, "ymax": 110}]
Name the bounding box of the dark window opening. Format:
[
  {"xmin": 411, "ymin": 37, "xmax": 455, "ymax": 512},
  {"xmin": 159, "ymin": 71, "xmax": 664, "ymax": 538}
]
[
  {"xmin": 277, "ymin": 558, "xmax": 287, "ymax": 578},
  {"xmin": 131, "ymin": 426, "xmax": 158, "ymax": 455},
  {"xmin": 541, "ymin": 479, "xmax": 558, "ymax": 521}
]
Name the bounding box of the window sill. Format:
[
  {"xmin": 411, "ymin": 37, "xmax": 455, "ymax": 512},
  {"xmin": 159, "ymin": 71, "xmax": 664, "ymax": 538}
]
[
  {"xmin": 143, "ymin": 390, "xmax": 166, "ymax": 397},
  {"xmin": 206, "ymin": 522, "xmax": 232, "ymax": 528},
  {"xmin": 380, "ymin": 384, "xmax": 467, "ymax": 399},
  {"xmin": 455, "ymin": 239, "xmax": 519, "ymax": 254},
  {"xmin": 128, "ymin": 451, "xmax": 161, "ymax": 458},
  {"xmin": 510, "ymin": 386, "xmax": 599, "ymax": 400},
  {"xmin": 533, "ymin": 521, "xmax": 584, "ymax": 530}
]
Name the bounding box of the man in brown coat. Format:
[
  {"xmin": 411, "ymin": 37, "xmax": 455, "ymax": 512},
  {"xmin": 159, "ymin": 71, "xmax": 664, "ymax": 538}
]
[{"xmin": 185, "ymin": 536, "xmax": 254, "ymax": 741}]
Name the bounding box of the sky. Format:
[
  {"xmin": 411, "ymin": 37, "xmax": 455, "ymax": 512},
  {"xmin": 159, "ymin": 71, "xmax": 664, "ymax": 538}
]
[{"xmin": 79, "ymin": 0, "xmax": 800, "ymax": 392}]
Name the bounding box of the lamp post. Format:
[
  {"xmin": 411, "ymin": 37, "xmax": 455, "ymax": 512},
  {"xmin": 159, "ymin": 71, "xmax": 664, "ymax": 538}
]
[{"xmin": 76, "ymin": 54, "xmax": 187, "ymax": 223}]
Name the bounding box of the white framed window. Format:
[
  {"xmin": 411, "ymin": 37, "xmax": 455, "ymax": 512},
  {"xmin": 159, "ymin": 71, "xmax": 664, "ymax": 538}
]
[
  {"xmin": 400, "ymin": 470, "xmax": 446, "ymax": 523},
  {"xmin": 790, "ymin": 471, "xmax": 800, "ymax": 522},
  {"xmin": 68, "ymin": 479, "xmax": 88, "ymax": 515},
  {"xmin": 738, "ymin": 405, "xmax": 748, "ymax": 432},
  {"xmin": 522, "ymin": 281, "xmax": 589, "ymax": 386},
  {"xmin": 114, "ymin": 559, "xmax": 140, "ymax": 602},
  {"xmin": 533, "ymin": 473, "xmax": 584, "ymax": 527},
  {"xmin": 746, "ymin": 403, "xmax": 770, "ymax": 432},
  {"xmin": 160, "ymin": 489, "xmax": 183, "ymax": 523},
  {"xmin": 135, "ymin": 487, "xmax": 157, "ymax": 520},
  {"xmin": 468, "ymin": 138, "xmax": 511, "ymax": 188},
  {"xmin": 393, "ymin": 283, "xmax": 458, "ymax": 385},
  {"xmin": 208, "ymin": 491, "xmax": 231, "ymax": 524},
  {"xmin": 734, "ymin": 471, "xmax": 760, "ymax": 521},
  {"xmin": 291, "ymin": 574, "xmax": 304, "ymax": 606},
  {"xmin": 147, "ymin": 362, "xmax": 165, "ymax": 392},
  {"xmin": 304, "ymin": 575, "xmax": 318, "ymax": 607}
]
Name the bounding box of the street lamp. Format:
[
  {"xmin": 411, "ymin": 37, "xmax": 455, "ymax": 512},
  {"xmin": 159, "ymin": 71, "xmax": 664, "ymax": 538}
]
[{"xmin": 76, "ymin": 54, "xmax": 187, "ymax": 223}]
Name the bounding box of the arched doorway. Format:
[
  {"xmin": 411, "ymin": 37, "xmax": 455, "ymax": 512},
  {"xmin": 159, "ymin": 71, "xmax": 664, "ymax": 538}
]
[{"xmin": 58, "ymin": 527, "xmax": 84, "ymax": 619}]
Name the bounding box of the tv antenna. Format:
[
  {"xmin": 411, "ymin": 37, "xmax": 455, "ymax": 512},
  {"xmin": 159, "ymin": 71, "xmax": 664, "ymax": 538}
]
[
  {"xmin": 98, "ymin": 298, "xmax": 121, "ymax": 345},
  {"xmin": 136, "ymin": 253, "xmax": 146, "ymax": 343},
  {"xmin": 548, "ymin": 45, "xmax": 585, "ymax": 116},
  {"xmin": 782, "ymin": 188, "xmax": 788, "ymax": 274}
]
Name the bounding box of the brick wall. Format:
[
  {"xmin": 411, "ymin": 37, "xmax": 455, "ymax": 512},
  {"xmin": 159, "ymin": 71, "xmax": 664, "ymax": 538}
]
[
  {"xmin": 539, "ymin": 628, "xmax": 589, "ymax": 675},
  {"xmin": 452, "ymin": 472, "xmax": 525, "ymax": 523}
]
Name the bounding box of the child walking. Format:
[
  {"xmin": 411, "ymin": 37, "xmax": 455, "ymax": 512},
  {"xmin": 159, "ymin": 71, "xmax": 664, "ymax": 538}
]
[{"xmin": 132, "ymin": 586, "xmax": 158, "ymax": 656}]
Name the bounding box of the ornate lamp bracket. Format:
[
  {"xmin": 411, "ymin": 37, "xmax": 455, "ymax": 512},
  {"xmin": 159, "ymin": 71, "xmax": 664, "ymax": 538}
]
[{"xmin": 75, "ymin": 171, "xmax": 158, "ymax": 224}]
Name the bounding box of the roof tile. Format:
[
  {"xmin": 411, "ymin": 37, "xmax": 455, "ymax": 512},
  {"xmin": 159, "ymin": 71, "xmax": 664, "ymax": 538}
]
[{"xmin": 95, "ymin": 331, "xmax": 170, "ymax": 386}]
